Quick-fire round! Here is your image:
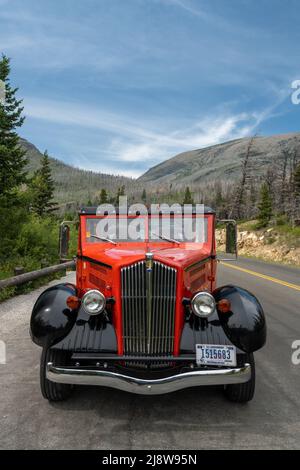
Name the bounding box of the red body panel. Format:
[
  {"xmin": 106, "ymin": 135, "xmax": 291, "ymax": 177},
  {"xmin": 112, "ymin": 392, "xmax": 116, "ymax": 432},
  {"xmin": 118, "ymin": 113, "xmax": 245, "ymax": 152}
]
[{"xmin": 77, "ymin": 214, "xmax": 216, "ymax": 355}]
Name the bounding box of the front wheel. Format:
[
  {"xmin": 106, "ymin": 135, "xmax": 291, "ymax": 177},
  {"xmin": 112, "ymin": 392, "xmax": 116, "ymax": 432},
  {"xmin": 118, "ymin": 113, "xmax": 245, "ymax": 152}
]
[
  {"xmin": 223, "ymin": 353, "xmax": 255, "ymax": 403},
  {"xmin": 40, "ymin": 347, "xmax": 72, "ymax": 401}
]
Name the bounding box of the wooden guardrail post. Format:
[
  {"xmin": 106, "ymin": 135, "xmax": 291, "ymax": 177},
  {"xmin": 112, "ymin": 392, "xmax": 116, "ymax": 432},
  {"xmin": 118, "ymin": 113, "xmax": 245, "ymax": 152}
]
[
  {"xmin": 14, "ymin": 267, "xmax": 25, "ymax": 276},
  {"xmin": 0, "ymin": 260, "xmax": 76, "ymax": 290}
]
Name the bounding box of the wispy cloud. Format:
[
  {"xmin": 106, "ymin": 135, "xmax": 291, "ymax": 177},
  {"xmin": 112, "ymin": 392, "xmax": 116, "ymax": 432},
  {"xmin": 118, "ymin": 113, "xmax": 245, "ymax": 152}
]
[
  {"xmin": 1, "ymin": 0, "xmax": 298, "ymax": 178},
  {"xmin": 24, "ymin": 96, "xmax": 279, "ymax": 175},
  {"xmin": 164, "ymin": 0, "xmax": 208, "ymax": 20},
  {"xmin": 162, "ymin": 0, "xmax": 266, "ymax": 37}
]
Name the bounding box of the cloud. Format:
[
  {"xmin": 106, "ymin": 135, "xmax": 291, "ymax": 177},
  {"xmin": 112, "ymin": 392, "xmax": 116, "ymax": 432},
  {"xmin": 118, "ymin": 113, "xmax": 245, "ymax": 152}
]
[
  {"xmin": 25, "ymin": 98, "xmax": 158, "ymax": 141},
  {"xmin": 2, "ymin": 0, "xmax": 295, "ymax": 178},
  {"xmin": 161, "ymin": 0, "xmax": 266, "ymax": 37},
  {"xmin": 24, "ymin": 96, "xmax": 279, "ymax": 176},
  {"xmin": 163, "ymin": 0, "xmax": 208, "ymax": 20}
]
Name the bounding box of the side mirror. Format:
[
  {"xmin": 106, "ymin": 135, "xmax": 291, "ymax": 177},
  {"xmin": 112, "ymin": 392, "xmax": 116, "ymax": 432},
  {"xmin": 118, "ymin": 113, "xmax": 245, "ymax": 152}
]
[
  {"xmin": 59, "ymin": 222, "xmax": 70, "ymax": 261},
  {"xmin": 216, "ymin": 219, "xmax": 238, "ymax": 261},
  {"xmin": 226, "ymin": 221, "xmax": 237, "ymax": 254}
]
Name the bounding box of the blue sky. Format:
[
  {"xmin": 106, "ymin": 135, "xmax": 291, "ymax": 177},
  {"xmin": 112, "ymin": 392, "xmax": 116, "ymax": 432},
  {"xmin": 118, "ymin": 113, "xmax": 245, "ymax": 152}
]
[{"xmin": 1, "ymin": 0, "xmax": 299, "ymax": 177}]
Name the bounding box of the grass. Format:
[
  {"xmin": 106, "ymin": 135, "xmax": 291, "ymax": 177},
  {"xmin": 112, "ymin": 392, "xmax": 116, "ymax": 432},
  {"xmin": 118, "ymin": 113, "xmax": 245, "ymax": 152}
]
[
  {"xmin": 238, "ymin": 219, "xmax": 300, "ymax": 245},
  {"xmin": 0, "ymin": 217, "xmax": 78, "ymax": 303},
  {"xmin": 0, "ymin": 255, "xmax": 75, "ymax": 302},
  {"xmin": 234, "ymin": 218, "xmax": 300, "ymax": 267}
]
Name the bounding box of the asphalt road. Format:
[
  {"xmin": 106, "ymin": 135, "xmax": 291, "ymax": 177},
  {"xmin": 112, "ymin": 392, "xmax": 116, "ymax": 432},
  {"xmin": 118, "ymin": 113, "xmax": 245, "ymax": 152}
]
[{"xmin": 0, "ymin": 257, "xmax": 299, "ymax": 450}]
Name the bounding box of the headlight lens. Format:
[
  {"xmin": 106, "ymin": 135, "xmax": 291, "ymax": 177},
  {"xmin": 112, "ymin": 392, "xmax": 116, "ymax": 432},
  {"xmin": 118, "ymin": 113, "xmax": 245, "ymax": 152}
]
[
  {"xmin": 82, "ymin": 289, "xmax": 106, "ymax": 315},
  {"xmin": 191, "ymin": 292, "xmax": 216, "ymax": 318}
]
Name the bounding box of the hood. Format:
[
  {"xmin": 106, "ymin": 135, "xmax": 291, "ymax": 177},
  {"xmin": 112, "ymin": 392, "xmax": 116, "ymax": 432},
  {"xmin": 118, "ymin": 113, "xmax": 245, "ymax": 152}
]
[{"xmin": 82, "ymin": 242, "xmax": 212, "ymax": 271}]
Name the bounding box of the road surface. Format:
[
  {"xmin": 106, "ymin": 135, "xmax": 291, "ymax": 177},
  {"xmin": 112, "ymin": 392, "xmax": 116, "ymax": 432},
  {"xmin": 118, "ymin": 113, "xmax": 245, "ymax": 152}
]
[{"xmin": 0, "ymin": 257, "xmax": 299, "ymax": 449}]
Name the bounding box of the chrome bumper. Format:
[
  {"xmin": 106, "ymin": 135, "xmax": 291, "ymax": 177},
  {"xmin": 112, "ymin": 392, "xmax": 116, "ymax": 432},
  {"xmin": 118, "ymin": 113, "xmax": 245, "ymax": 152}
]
[{"xmin": 46, "ymin": 362, "xmax": 251, "ymax": 395}]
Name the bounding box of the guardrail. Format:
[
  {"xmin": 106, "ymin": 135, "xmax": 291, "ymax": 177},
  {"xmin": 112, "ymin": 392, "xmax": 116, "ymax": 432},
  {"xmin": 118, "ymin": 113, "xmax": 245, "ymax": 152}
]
[{"xmin": 0, "ymin": 260, "xmax": 76, "ymax": 290}]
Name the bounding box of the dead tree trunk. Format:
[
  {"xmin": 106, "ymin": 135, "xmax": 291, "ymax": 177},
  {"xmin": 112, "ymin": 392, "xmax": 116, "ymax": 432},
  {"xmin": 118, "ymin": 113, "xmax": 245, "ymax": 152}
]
[{"xmin": 232, "ymin": 135, "xmax": 257, "ymax": 219}]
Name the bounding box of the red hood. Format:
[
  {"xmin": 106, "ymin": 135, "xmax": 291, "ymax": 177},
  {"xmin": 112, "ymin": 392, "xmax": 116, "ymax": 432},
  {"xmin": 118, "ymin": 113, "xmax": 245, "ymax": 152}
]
[{"xmin": 82, "ymin": 242, "xmax": 212, "ymax": 270}]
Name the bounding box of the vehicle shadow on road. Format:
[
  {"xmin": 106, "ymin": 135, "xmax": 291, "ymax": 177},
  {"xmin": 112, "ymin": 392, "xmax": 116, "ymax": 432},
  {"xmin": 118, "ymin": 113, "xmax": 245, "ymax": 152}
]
[
  {"xmin": 46, "ymin": 385, "xmax": 262, "ymax": 449},
  {"xmin": 50, "ymin": 385, "xmax": 251, "ymax": 426}
]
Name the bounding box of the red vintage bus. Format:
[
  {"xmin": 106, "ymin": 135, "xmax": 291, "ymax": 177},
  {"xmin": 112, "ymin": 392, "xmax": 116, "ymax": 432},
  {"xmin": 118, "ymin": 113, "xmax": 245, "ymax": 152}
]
[{"xmin": 30, "ymin": 207, "xmax": 266, "ymax": 403}]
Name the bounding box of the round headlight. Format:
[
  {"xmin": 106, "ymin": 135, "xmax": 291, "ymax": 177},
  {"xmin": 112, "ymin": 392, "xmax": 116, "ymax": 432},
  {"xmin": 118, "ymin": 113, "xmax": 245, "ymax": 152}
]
[
  {"xmin": 191, "ymin": 292, "xmax": 216, "ymax": 318},
  {"xmin": 82, "ymin": 289, "xmax": 106, "ymax": 315}
]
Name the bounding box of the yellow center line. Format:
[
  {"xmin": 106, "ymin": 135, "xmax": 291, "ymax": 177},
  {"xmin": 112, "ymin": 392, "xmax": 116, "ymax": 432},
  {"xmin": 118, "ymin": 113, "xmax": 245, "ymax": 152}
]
[{"xmin": 220, "ymin": 262, "xmax": 300, "ymax": 292}]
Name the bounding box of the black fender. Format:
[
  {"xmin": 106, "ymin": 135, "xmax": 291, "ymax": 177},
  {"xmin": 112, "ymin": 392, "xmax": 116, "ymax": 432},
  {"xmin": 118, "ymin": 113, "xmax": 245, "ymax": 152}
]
[
  {"xmin": 30, "ymin": 283, "xmax": 79, "ymax": 348},
  {"xmin": 213, "ymin": 285, "xmax": 266, "ymax": 353},
  {"xmin": 51, "ymin": 311, "xmax": 118, "ymax": 353}
]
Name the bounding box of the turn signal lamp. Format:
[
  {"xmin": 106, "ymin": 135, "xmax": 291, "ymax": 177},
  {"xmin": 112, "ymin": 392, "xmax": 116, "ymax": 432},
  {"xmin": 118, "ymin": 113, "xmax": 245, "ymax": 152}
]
[
  {"xmin": 217, "ymin": 298, "xmax": 231, "ymax": 313},
  {"xmin": 66, "ymin": 295, "xmax": 80, "ymax": 310}
]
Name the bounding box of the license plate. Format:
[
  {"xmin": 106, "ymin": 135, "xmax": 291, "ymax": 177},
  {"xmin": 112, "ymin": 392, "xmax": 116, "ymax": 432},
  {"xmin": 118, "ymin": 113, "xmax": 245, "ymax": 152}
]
[{"xmin": 196, "ymin": 344, "xmax": 236, "ymax": 367}]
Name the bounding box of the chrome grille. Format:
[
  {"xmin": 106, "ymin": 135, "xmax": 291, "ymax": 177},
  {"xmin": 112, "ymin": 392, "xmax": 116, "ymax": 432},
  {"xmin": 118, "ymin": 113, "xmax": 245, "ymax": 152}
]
[{"xmin": 121, "ymin": 261, "xmax": 177, "ymax": 356}]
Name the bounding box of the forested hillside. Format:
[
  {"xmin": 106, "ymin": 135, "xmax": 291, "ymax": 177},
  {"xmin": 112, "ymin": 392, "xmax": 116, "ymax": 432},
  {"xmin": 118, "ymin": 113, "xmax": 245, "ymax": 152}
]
[
  {"xmin": 20, "ymin": 138, "xmax": 142, "ymax": 204},
  {"xmin": 140, "ymin": 133, "xmax": 300, "ymax": 224}
]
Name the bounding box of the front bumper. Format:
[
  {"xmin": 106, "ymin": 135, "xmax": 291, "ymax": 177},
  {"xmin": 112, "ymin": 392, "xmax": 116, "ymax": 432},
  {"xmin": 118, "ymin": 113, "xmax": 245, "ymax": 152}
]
[{"xmin": 47, "ymin": 362, "xmax": 251, "ymax": 395}]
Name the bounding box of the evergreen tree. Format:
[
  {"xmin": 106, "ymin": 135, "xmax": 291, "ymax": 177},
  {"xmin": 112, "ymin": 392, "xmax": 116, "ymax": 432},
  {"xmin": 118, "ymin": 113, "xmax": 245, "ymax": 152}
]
[
  {"xmin": 99, "ymin": 188, "xmax": 108, "ymax": 204},
  {"xmin": 294, "ymin": 163, "xmax": 300, "ymax": 218},
  {"xmin": 294, "ymin": 164, "xmax": 300, "ymax": 195},
  {"xmin": 115, "ymin": 185, "xmax": 125, "ymax": 203},
  {"xmin": 0, "ymin": 54, "xmax": 27, "ymax": 197},
  {"xmin": 257, "ymin": 183, "xmax": 273, "ymax": 227},
  {"xmin": 183, "ymin": 186, "xmax": 194, "ymax": 205},
  {"xmin": 141, "ymin": 188, "xmax": 147, "ymax": 203},
  {"xmin": 30, "ymin": 151, "xmax": 55, "ymax": 216},
  {"xmin": 215, "ymin": 184, "xmax": 223, "ymax": 208}
]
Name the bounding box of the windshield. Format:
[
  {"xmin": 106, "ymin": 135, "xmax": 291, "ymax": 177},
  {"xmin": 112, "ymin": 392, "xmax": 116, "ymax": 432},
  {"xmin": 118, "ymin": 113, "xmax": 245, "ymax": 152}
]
[{"xmin": 84, "ymin": 216, "xmax": 208, "ymax": 244}]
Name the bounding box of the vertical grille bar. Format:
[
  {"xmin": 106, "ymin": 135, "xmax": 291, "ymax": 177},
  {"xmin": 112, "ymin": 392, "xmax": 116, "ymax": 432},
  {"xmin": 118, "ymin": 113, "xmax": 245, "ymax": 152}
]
[{"xmin": 121, "ymin": 261, "xmax": 177, "ymax": 356}]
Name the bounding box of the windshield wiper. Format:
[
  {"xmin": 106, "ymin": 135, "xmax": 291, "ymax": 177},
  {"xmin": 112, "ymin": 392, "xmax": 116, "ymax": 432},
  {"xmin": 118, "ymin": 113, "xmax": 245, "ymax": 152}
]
[
  {"xmin": 90, "ymin": 234, "xmax": 117, "ymax": 245},
  {"xmin": 151, "ymin": 232, "xmax": 180, "ymax": 245}
]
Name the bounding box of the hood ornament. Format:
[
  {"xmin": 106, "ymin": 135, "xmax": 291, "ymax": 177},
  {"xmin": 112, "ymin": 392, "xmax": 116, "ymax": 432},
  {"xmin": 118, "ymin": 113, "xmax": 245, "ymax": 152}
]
[{"xmin": 145, "ymin": 252, "xmax": 154, "ymax": 272}]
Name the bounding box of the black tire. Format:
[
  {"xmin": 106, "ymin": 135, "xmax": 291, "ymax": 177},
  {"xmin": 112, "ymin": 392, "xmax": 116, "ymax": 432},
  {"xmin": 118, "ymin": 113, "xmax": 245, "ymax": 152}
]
[
  {"xmin": 224, "ymin": 353, "xmax": 255, "ymax": 403},
  {"xmin": 40, "ymin": 347, "xmax": 72, "ymax": 401}
]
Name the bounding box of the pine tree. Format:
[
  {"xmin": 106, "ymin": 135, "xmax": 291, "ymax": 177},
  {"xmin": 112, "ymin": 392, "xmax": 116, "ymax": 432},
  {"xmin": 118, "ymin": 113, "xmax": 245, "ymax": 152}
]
[
  {"xmin": 215, "ymin": 183, "xmax": 223, "ymax": 208},
  {"xmin": 115, "ymin": 185, "xmax": 126, "ymax": 204},
  {"xmin": 294, "ymin": 164, "xmax": 300, "ymax": 195},
  {"xmin": 257, "ymin": 183, "xmax": 273, "ymax": 228},
  {"xmin": 294, "ymin": 163, "xmax": 300, "ymax": 218},
  {"xmin": 141, "ymin": 188, "xmax": 147, "ymax": 203},
  {"xmin": 30, "ymin": 151, "xmax": 55, "ymax": 216},
  {"xmin": 183, "ymin": 186, "xmax": 194, "ymax": 205},
  {"xmin": 99, "ymin": 188, "xmax": 108, "ymax": 204},
  {"xmin": 0, "ymin": 54, "xmax": 27, "ymax": 197}
]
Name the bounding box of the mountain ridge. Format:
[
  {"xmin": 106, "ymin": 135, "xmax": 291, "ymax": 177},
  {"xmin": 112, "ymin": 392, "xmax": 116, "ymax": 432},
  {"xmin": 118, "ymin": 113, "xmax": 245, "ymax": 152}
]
[
  {"xmin": 139, "ymin": 131, "xmax": 300, "ymax": 186},
  {"xmin": 20, "ymin": 130, "xmax": 300, "ymax": 203}
]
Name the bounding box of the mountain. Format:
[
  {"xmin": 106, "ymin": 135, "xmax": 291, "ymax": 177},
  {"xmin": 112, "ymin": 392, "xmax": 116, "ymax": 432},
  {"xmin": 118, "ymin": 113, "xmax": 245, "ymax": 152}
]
[
  {"xmin": 20, "ymin": 138, "xmax": 140, "ymax": 204},
  {"xmin": 21, "ymin": 131, "xmax": 300, "ymax": 206},
  {"xmin": 139, "ymin": 132, "xmax": 300, "ymax": 186}
]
